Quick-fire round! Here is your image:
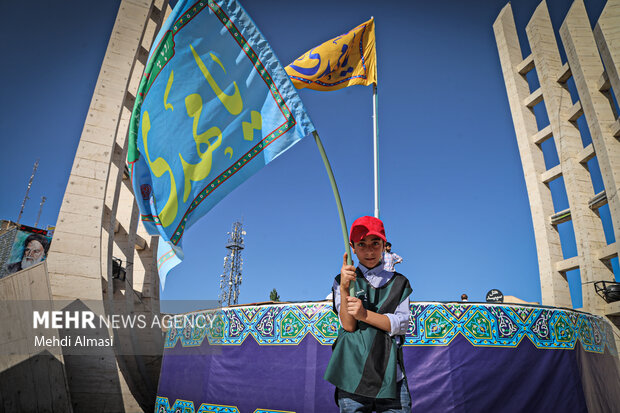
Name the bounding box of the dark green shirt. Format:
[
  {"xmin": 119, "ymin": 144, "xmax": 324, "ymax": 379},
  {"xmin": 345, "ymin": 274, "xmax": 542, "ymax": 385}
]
[{"xmin": 324, "ymin": 269, "xmax": 412, "ymax": 399}]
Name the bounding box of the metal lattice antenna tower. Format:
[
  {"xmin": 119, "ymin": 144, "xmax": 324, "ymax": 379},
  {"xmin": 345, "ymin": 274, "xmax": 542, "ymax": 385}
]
[
  {"xmin": 35, "ymin": 196, "xmax": 46, "ymax": 228},
  {"xmin": 17, "ymin": 159, "xmax": 39, "ymax": 225},
  {"xmin": 219, "ymin": 221, "xmax": 246, "ymax": 307}
]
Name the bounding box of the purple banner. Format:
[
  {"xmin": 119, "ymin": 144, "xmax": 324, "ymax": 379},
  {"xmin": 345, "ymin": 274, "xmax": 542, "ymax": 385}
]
[{"xmin": 155, "ymin": 302, "xmax": 620, "ymax": 412}]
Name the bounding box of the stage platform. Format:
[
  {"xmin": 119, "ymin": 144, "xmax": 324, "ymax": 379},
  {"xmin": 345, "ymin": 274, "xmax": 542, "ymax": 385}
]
[{"xmin": 156, "ymin": 301, "xmax": 620, "ymax": 412}]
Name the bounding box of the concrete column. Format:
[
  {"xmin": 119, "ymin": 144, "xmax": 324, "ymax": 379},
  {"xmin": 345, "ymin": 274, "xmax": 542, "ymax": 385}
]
[
  {"xmin": 560, "ymin": 0, "xmax": 620, "ymax": 263},
  {"xmin": 44, "ymin": 0, "xmax": 164, "ymax": 411},
  {"xmin": 526, "ymin": 1, "xmax": 612, "ymax": 315},
  {"xmin": 594, "ymin": 0, "xmax": 620, "ymax": 109},
  {"xmin": 592, "ymin": 0, "xmax": 620, "ymax": 359},
  {"xmin": 494, "ymin": 4, "xmax": 571, "ymax": 308}
]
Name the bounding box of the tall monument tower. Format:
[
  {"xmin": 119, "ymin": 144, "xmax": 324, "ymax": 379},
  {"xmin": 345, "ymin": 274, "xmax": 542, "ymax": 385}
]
[{"xmin": 493, "ymin": 0, "xmax": 620, "ymax": 346}]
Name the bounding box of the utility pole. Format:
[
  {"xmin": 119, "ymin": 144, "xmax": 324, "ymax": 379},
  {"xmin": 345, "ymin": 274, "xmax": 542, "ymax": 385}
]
[
  {"xmin": 219, "ymin": 221, "xmax": 246, "ymax": 307},
  {"xmin": 35, "ymin": 196, "xmax": 47, "ymax": 228},
  {"xmin": 17, "ymin": 159, "xmax": 39, "ymax": 225}
]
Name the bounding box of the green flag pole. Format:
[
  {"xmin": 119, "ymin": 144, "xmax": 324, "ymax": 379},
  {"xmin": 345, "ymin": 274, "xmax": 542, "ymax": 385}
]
[{"xmin": 312, "ymin": 131, "xmax": 356, "ymax": 297}]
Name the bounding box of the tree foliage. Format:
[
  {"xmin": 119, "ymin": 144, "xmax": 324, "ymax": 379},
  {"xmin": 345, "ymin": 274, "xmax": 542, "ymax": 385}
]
[{"xmin": 269, "ymin": 288, "xmax": 280, "ymax": 302}]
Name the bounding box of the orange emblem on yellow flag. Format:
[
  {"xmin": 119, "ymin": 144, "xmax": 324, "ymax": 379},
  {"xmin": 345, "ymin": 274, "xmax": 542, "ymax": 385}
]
[{"xmin": 285, "ymin": 18, "xmax": 376, "ymax": 91}]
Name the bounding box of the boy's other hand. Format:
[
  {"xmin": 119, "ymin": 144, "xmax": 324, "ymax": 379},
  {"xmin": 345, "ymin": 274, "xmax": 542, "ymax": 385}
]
[
  {"xmin": 345, "ymin": 296, "xmax": 367, "ymax": 321},
  {"xmin": 340, "ymin": 253, "xmax": 356, "ymax": 291}
]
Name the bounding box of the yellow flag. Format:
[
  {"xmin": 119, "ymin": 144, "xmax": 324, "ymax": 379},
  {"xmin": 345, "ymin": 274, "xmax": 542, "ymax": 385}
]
[{"xmin": 286, "ymin": 18, "xmax": 376, "ymax": 91}]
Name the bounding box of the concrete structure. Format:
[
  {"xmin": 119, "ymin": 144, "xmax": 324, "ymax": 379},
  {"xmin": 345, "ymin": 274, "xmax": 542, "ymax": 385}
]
[
  {"xmin": 0, "ymin": 263, "xmax": 72, "ymax": 411},
  {"xmin": 0, "ymin": 0, "xmax": 171, "ymax": 411},
  {"xmin": 48, "ymin": 0, "xmax": 171, "ymax": 410},
  {"xmin": 494, "ymin": 0, "xmax": 620, "ymax": 348}
]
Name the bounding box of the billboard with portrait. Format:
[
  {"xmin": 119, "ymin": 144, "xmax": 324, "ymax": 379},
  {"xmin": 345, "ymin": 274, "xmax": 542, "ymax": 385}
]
[{"xmin": 4, "ymin": 224, "xmax": 52, "ymax": 276}]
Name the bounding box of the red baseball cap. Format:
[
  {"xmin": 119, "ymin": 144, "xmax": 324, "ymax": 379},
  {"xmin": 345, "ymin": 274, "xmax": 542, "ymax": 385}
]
[{"xmin": 350, "ymin": 216, "xmax": 387, "ymax": 244}]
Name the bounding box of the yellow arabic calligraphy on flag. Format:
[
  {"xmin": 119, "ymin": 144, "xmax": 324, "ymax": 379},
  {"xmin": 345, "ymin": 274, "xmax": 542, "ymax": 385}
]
[{"xmin": 285, "ymin": 18, "xmax": 376, "ymax": 91}]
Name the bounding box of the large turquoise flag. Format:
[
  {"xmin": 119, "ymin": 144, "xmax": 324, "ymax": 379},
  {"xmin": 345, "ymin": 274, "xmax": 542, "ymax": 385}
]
[{"xmin": 128, "ymin": 0, "xmax": 315, "ymax": 287}]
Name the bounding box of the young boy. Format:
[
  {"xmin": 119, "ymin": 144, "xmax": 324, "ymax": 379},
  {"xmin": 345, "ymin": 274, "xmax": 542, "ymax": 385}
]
[{"xmin": 324, "ymin": 216, "xmax": 413, "ymax": 412}]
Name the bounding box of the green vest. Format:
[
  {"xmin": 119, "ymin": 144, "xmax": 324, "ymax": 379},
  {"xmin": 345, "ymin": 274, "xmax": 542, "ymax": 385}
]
[{"xmin": 324, "ymin": 269, "xmax": 412, "ymax": 399}]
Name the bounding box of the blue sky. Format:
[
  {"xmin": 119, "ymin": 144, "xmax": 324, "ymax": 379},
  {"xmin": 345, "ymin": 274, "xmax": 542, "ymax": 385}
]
[{"xmin": 1, "ymin": 0, "xmax": 613, "ymax": 309}]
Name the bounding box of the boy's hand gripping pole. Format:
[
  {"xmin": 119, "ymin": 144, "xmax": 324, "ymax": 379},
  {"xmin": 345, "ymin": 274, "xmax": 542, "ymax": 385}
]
[{"xmin": 312, "ymin": 131, "xmax": 356, "ymax": 297}]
